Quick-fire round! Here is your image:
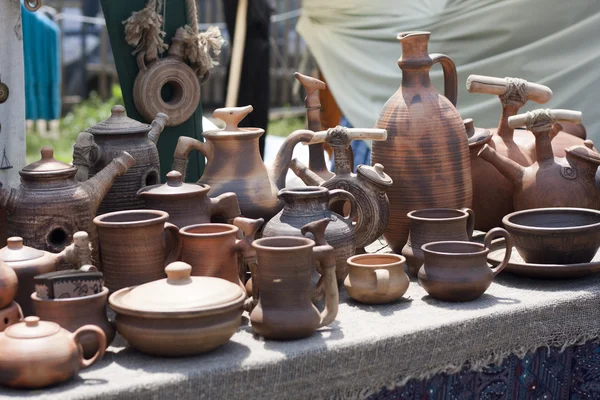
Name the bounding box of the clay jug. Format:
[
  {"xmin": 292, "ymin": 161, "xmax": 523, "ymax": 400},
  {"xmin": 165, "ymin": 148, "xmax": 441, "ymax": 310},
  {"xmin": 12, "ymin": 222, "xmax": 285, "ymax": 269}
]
[
  {"xmin": 262, "ymin": 186, "xmax": 356, "ymax": 284},
  {"xmin": 402, "ymin": 208, "xmax": 474, "ymax": 276},
  {"xmin": 248, "ymin": 219, "xmax": 339, "ymax": 340},
  {"xmin": 478, "ymin": 109, "xmax": 600, "ymax": 211},
  {"xmin": 373, "ymin": 32, "xmax": 471, "ymax": 253}
]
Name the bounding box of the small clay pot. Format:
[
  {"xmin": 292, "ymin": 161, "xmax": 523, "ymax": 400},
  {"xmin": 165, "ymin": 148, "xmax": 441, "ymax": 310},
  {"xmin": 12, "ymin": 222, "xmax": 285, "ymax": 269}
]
[
  {"xmin": 0, "ymin": 301, "xmax": 23, "ymax": 332},
  {"xmin": 419, "ymin": 228, "xmax": 513, "ymax": 302},
  {"xmin": 32, "ymin": 287, "xmax": 115, "ymax": 358},
  {"xmin": 344, "ymin": 254, "xmax": 409, "ymax": 304}
]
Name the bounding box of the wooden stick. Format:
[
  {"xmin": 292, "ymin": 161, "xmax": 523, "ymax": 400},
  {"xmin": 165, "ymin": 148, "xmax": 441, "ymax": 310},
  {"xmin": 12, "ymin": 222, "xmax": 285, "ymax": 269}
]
[
  {"xmin": 508, "ymin": 109, "xmax": 582, "ymax": 129},
  {"xmin": 466, "ymin": 75, "xmax": 552, "ymax": 104},
  {"xmin": 308, "ymin": 128, "xmax": 387, "ymax": 145},
  {"xmin": 225, "ymin": 0, "xmax": 248, "ymax": 108}
]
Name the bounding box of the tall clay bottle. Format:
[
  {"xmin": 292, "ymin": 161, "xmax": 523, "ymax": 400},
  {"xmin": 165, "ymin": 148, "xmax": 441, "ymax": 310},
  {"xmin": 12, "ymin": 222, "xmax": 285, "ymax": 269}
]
[{"xmin": 373, "ymin": 32, "xmax": 471, "ymax": 252}]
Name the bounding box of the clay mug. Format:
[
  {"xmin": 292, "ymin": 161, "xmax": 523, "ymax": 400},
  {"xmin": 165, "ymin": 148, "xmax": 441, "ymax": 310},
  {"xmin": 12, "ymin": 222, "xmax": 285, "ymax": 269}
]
[
  {"xmin": 0, "ymin": 316, "xmax": 105, "ymax": 389},
  {"xmin": 344, "ymin": 254, "xmax": 409, "ymax": 304},
  {"xmin": 248, "ymin": 218, "xmax": 339, "ymax": 340},
  {"xmin": 179, "ymin": 217, "xmax": 264, "ymax": 290},
  {"xmin": 402, "ymin": 208, "xmax": 475, "ymax": 276},
  {"xmin": 93, "ymin": 210, "xmax": 181, "ymax": 292},
  {"xmin": 418, "ymin": 228, "xmax": 513, "ymax": 302}
]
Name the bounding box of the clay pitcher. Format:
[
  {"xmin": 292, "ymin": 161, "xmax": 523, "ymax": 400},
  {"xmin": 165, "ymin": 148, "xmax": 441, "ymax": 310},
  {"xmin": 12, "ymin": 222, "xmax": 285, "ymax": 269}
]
[
  {"xmin": 373, "ymin": 32, "xmax": 472, "ymax": 253},
  {"xmin": 248, "ymin": 219, "xmax": 339, "ymax": 340},
  {"xmin": 401, "ymin": 208, "xmax": 474, "ymax": 276}
]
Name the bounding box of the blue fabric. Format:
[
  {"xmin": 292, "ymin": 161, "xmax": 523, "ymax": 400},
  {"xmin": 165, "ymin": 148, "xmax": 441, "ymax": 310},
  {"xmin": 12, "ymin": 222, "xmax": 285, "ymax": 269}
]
[
  {"xmin": 22, "ymin": 3, "xmax": 61, "ymax": 120},
  {"xmin": 330, "ymin": 116, "xmax": 371, "ymax": 173}
]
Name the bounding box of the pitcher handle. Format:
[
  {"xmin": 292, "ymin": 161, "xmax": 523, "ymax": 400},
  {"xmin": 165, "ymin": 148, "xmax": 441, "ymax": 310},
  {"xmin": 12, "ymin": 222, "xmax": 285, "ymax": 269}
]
[
  {"xmin": 72, "ymin": 325, "xmax": 106, "ymax": 369},
  {"xmin": 461, "ymin": 207, "xmax": 475, "ymax": 239},
  {"xmin": 328, "ymin": 189, "xmax": 357, "ymax": 221},
  {"xmin": 431, "ymin": 54, "xmax": 458, "ymax": 107},
  {"xmin": 172, "ymin": 137, "xmax": 212, "ymax": 181},
  {"xmin": 233, "ymin": 217, "xmax": 264, "ymax": 287},
  {"xmin": 163, "ymin": 222, "xmax": 182, "ymax": 266},
  {"xmin": 312, "ymin": 244, "xmax": 339, "ymax": 328},
  {"xmin": 484, "ymin": 228, "xmax": 513, "ymax": 277}
]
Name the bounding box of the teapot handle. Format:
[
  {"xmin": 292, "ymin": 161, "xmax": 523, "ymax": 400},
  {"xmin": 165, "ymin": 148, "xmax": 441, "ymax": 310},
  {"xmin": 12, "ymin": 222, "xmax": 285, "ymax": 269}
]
[
  {"xmin": 461, "ymin": 207, "xmax": 475, "ymax": 240},
  {"xmin": 73, "ymin": 325, "xmax": 106, "ymax": 369},
  {"xmin": 484, "ymin": 228, "xmax": 513, "ymax": 277},
  {"xmin": 163, "ymin": 222, "xmax": 182, "ymax": 266},
  {"xmin": 328, "ymin": 189, "xmax": 357, "ymax": 221},
  {"xmin": 172, "ymin": 137, "xmax": 212, "ymax": 181},
  {"xmin": 431, "ymin": 54, "xmax": 458, "ymax": 107}
]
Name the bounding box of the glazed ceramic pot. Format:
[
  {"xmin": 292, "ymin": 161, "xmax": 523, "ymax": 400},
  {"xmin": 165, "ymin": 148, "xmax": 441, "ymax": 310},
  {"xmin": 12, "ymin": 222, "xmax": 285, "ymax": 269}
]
[
  {"xmin": 401, "ymin": 208, "xmax": 474, "ymax": 276},
  {"xmin": 109, "ymin": 261, "xmax": 246, "ymax": 356},
  {"xmin": 373, "ymin": 32, "xmax": 472, "ymax": 253},
  {"xmin": 137, "ymin": 170, "xmax": 241, "ymax": 227},
  {"xmin": 478, "ymin": 109, "xmax": 599, "ymax": 211},
  {"xmin": 93, "ymin": 210, "xmax": 181, "ymax": 292},
  {"xmin": 248, "ymin": 219, "xmax": 339, "ymax": 340},
  {"xmin": 73, "ymin": 105, "xmax": 168, "ymax": 215},
  {"xmin": 32, "ymin": 287, "xmax": 114, "ymax": 358},
  {"xmin": 0, "ymin": 316, "xmax": 105, "ymax": 389},
  {"xmin": 172, "ymin": 105, "xmax": 314, "ymax": 221},
  {"xmin": 344, "ymin": 254, "xmax": 409, "ymax": 304},
  {"xmin": 0, "ymin": 232, "xmax": 92, "ymax": 316},
  {"xmin": 179, "ymin": 217, "xmax": 263, "ymax": 289},
  {"xmin": 419, "ymin": 228, "xmax": 513, "ymax": 302},
  {"xmin": 262, "ymin": 186, "xmax": 356, "ymax": 284},
  {"xmin": 0, "ymin": 301, "xmax": 22, "ymax": 332},
  {"xmin": 289, "ymin": 125, "xmax": 392, "ymax": 251},
  {"xmin": 503, "ymin": 208, "xmax": 600, "ymax": 264}
]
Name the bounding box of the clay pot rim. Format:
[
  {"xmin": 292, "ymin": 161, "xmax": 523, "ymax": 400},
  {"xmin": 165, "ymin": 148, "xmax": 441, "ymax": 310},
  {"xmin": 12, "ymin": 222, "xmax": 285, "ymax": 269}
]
[
  {"xmin": 180, "ymin": 223, "xmax": 238, "ymax": 237},
  {"xmin": 203, "ymin": 127, "xmax": 264, "ymax": 140},
  {"xmin": 93, "ymin": 210, "xmax": 169, "ymax": 228},
  {"xmin": 252, "ymin": 236, "xmax": 314, "ymax": 252},
  {"xmin": 348, "ymin": 254, "xmax": 406, "ymax": 269},
  {"xmin": 422, "ymin": 241, "xmax": 487, "ymax": 257},
  {"xmin": 407, "ymin": 208, "xmax": 468, "ymax": 222},
  {"xmin": 31, "ymin": 286, "xmax": 109, "ymax": 303},
  {"xmin": 278, "ymin": 186, "xmax": 328, "ymax": 198},
  {"xmin": 503, "ymin": 207, "xmax": 600, "ymax": 233},
  {"xmin": 397, "ymin": 31, "xmax": 431, "ymax": 40}
]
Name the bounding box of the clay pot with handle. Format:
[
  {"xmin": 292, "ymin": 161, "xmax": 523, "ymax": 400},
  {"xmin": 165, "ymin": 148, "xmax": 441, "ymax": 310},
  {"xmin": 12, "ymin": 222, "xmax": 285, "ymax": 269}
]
[{"xmin": 344, "ymin": 254, "xmax": 409, "ymax": 304}]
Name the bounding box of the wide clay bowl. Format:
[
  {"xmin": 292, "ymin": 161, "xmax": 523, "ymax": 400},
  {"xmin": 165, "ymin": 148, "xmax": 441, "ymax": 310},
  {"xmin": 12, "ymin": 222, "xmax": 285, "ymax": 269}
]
[{"xmin": 503, "ymin": 208, "xmax": 600, "ymax": 264}]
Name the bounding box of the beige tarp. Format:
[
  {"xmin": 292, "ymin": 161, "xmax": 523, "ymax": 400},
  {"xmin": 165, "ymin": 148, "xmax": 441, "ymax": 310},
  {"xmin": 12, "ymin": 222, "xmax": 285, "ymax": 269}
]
[{"xmin": 297, "ymin": 0, "xmax": 600, "ymax": 142}]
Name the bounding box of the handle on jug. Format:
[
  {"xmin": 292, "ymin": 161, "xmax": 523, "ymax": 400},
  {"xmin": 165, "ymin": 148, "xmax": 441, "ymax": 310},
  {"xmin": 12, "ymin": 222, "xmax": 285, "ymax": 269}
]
[{"xmin": 431, "ymin": 54, "xmax": 458, "ymax": 107}]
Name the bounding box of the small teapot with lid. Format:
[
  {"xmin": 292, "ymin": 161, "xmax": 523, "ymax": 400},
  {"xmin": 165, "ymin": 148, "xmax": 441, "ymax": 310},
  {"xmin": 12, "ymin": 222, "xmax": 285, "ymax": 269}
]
[{"xmin": 0, "ymin": 316, "xmax": 105, "ymax": 389}]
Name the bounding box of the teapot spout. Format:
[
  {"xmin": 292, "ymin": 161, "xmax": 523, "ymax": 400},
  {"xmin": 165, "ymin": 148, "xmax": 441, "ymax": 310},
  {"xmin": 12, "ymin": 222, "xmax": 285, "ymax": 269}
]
[
  {"xmin": 270, "ymin": 129, "xmax": 315, "ymax": 190},
  {"xmin": 477, "ymin": 144, "xmax": 525, "ymax": 188},
  {"xmin": 147, "ymin": 113, "xmax": 169, "ymax": 144},
  {"xmin": 289, "ymin": 158, "xmax": 325, "ymax": 186}
]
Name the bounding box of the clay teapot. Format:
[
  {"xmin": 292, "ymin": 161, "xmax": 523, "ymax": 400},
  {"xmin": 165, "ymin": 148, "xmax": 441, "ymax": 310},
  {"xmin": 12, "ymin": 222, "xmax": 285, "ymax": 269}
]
[
  {"xmin": 172, "ymin": 105, "xmax": 314, "ymax": 221},
  {"xmin": 290, "ymin": 125, "xmax": 392, "ymax": 251},
  {"xmin": 0, "ymin": 316, "xmax": 105, "ymax": 389},
  {"xmin": 137, "ymin": 170, "xmax": 241, "ymax": 227},
  {"xmin": 478, "ymin": 109, "xmax": 600, "ymax": 210},
  {"xmin": 73, "ymin": 105, "xmax": 168, "ymax": 215},
  {"xmin": 0, "ymin": 147, "xmax": 135, "ymax": 268},
  {"xmin": 372, "ymin": 31, "xmax": 472, "ymax": 253},
  {"xmin": 0, "ymin": 232, "xmax": 92, "ymax": 316}
]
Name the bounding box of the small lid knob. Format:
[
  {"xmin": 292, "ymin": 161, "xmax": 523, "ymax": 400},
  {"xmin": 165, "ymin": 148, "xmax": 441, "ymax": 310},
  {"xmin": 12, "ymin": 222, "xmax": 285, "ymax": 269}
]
[
  {"xmin": 165, "ymin": 261, "xmax": 192, "ymax": 283},
  {"xmin": 6, "ymin": 237, "xmax": 23, "ymax": 250},
  {"xmin": 40, "ymin": 146, "xmax": 54, "ymax": 160},
  {"xmin": 111, "ymin": 105, "xmax": 126, "ymax": 117},
  {"xmin": 166, "ymin": 171, "xmax": 183, "ymax": 187},
  {"xmin": 373, "ymin": 163, "xmax": 385, "ymax": 175},
  {"xmin": 25, "ymin": 316, "xmax": 40, "ymax": 327}
]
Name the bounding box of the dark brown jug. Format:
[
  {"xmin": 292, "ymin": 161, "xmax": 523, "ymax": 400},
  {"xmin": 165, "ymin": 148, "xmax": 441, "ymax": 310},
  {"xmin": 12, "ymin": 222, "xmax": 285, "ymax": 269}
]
[{"xmin": 373, "ymin": 32, "xmax": 472, "ymax": 253}]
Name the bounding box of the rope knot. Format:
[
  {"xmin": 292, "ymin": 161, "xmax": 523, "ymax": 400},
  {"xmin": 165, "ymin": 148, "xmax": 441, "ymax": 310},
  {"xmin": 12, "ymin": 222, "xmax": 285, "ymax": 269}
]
[
  {"xmin": 525, "ymin": 109, "xmax": 554, "ymax": 133},
  {"xmin": 500, "ymin": 77, "xmax": 529, "ymax": 108}
]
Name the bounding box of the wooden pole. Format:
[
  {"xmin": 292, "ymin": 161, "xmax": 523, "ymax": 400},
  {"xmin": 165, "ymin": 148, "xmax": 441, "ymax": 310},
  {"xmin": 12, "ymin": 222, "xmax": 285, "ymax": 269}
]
[{"xmin": 225, "ymin": 0, "xmax": 248, "ymax": 108}]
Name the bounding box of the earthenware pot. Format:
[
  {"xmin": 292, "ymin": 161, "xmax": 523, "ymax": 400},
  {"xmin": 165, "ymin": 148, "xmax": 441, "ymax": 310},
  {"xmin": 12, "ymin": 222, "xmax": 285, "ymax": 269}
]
[
  {"xmin": 0, "ymin": 147, "xmax": 135, "ymax": 269},
  {"xmin": 109, "ymin": 261, "xmax": 246, "ymax": 356},
  {"xmin": 419, "ymin": 228, "xmax": 513, "ymax": 302},
  {"xmin": 262, "ymin": 186, "xmax": 356, "ymax": 284},
  {"xmin": 0, "ymin": 301, "xmax": 22, "ymax": 332},
  {"xmin": 248, "ymin": 219, "xmax": 339, "ymax": 340},
  {"xmin": 32, "ymin": 287, "xmax": 114, "ymax": 358},
  {"xmin": 402, "ymin": 208, "xmax": 474, "ymax": 276},
  {"xmin": 137, "ymin": 170, "xmax": 241, "ymax": 227},
  {"xmin": 0, "ymin": 316, "xmax": 105, "ymax": 389},
  {"xmin": 344, "ymin": 254, "xmax": 409, "ymax": 304},
  {"xmin": 0, "ymin": 232, "xmax": 92, "ymax": 316},
  {"xmin": 179, "ymin": 217, "xmax": 263, "ymax": 289},
  {"xmin": 172, "ymin": 105, "xmax": 314, "ymax": 221},
  {"xmin": 93, "ymin": 210, "xmax": 181, "ymax": 292},
  {"xmin": 373, "ymin": 31, "xmax": 472, "ymax": 253},
  {"xmin": 0, "ymin": 259, "xmax": 17, "ymax": 309},
  {"xmin": 478, "ymin": 109, "xmax": 599, "ymax": 211},
  {"xmin": 503, "ymin": 208, "xmax": 600, "ymax": 264}
]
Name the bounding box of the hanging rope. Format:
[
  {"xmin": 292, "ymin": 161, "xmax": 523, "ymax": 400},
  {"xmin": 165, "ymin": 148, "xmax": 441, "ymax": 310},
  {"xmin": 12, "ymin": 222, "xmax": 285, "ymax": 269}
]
[{"xmin": 123, "ymin": 0, "xmax": 168, "ymax": 60}]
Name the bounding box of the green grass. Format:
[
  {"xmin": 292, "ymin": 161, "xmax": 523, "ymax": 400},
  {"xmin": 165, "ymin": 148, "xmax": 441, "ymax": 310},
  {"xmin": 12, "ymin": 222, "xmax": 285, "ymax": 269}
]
[{"xmin": 267, "ymin": 116, "xmax": 305, "ymax": 138}]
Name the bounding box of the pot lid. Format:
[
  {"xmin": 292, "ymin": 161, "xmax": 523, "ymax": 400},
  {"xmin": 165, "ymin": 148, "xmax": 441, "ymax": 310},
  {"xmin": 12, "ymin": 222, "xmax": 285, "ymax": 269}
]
[
  {"xmin": 21, "ymin": 147, "xmax": 76, "ymax": 174},
  {"xmin": 464, "ymin": 118, "xmax": 492, "ymax": 147},
  {"xmin": 565, "ymin": 140, "xmax": 600, "ymax": 164},
  {"xmin": 357, "ymin": 164, "xmax": 393, "ymax": 186},
  {"xmin": 5, "ymin": 316, "xmax": 60, "ymax": 339},
  {"xmin": 86, "ymin": 105, "xmax": 151, "ymax": 135},
  {"xmin": 137, "ymin": 171, "xmax": 210, "ymax": 198},
  {"xmin": 0, "ymin": 237, "xmax": 44, "ymax": 262},
  {"xmin": 110, "ymin": 262, "xmax": 245, "ymax": 313}
]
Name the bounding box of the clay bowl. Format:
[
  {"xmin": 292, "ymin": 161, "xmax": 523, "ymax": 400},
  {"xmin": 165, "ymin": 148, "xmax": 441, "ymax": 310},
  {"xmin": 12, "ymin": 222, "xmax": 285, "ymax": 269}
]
[{"xmin": 503, "ymin": 208, "xmax": 600, "ymax": 264}]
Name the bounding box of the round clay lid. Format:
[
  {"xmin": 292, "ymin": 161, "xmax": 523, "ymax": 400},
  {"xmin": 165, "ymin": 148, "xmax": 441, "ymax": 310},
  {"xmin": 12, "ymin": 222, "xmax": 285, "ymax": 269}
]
[
  {"xmin": 21, "ymin": 147, "xmax": 76, "ymax": 175},
  {"xmin": 137, "ymin": 171, "xmax": 210, "ymax": 198},
  {"xmin": 5, "ymin": 316, "xmax": 60, "ymax": 339},
  {"xmin": 464, "ymin": 118, "xmax": 492, "ymax": 147},
  {"xmin": 86, "ymin": 105, "xmax": 151, "ymax": 135},
  {"xmin": 109, "ymin": 262, "xmax": 245, "ymax": 314},
  {"xmin": 357, "ymin": 164, "xmax": 392, "ymax": 186},
  {"xmin": 0, "ymin": 237, "xmax": 44, "ymax": 262},
  {"xmin": 565, "ymin": 140, "xmax": 600, "ymax": 164}
]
